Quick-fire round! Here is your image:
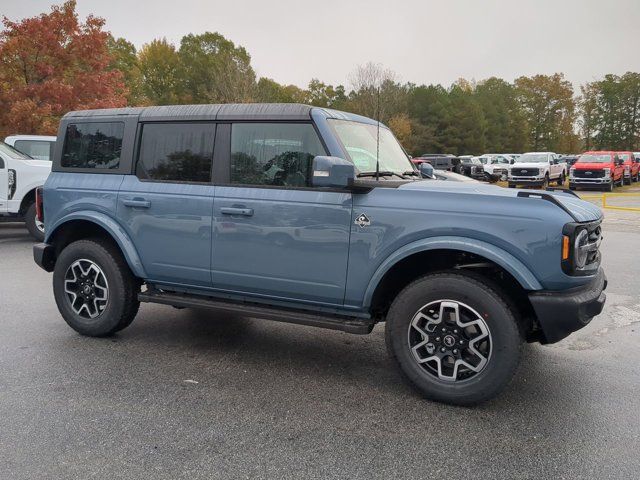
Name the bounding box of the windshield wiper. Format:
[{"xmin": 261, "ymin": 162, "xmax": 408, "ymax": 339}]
[
  {"xmin": 403, "ymin": 170, "xmax": 420, "ymax": 177},
  {"xmin": 357, "ymin": 171, "xmax": 395, "ymax": 178}
]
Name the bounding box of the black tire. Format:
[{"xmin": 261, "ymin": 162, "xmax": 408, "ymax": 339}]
[
  {"xmin": 624, "ymin": 177, "xmax": 631, "ymax": 186},
  {"xmin": 385, "ymin": 272, "xmax": 522, "ymax": 406},
  {"xmin": 24, "ymin": 202, "xmax": 45, "ymax": 242},
  {"xmin": 542, "ymin": 174, "xmax": 549, "ymax": 189},
  {"xmin": 508, "ymin": 183, "xmax": 516, "ymax": 188},
  {"xmin": 606, "ymin": 180, "xmax": 614, "ymax": 192},
  {"xmin": 53, "ymin": 238, "xmax": 140, "ymax": 337},
  {"xmin": 569, "ymin": 185, "xmax": 576, "ymax": 191},
  {"xmin": 557, "ymin": 172, "xmax": 565, "ymax": 186}
]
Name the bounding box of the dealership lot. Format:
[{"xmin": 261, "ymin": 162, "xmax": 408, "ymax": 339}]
[{"xmin": 1, "ymin": 206, "xmax": 639, "ymax": 479}]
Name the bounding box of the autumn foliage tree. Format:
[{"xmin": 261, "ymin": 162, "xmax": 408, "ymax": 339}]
[{"xmin": 0, "ymin": 1, "xmax": 126, "ymax": 136}]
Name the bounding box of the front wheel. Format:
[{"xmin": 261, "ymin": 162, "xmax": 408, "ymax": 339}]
[
  {"xmin": 24, "ymin": 202, "xmax": 45, "ymax": 242},
  {"xmin": 557, "ymin": 172, "xmax": 565, "ymax": 186},
  {"xmin": 53, "ymin": 238, "xmax": 140, "ymax": 336},
  {"xmin": 385, "ymin": 272, "xmax": 522, "ymax": 406}
]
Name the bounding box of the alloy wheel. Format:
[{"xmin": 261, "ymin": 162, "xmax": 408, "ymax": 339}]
[
  {"xmin": 408, "ymin": 300, "xmax": 492, "ymax": 382},
  {"xmin": 64, "ymin": 259, "xmax": 109, "ymax": 319}
]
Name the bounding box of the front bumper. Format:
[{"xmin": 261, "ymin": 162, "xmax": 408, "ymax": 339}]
[
  {"xmin": 528, "ymin": 268, "xmax": 607, "ymax": 344},
  {"xmin": 569, "ymin": 177, "xmax": 611, "ymax": 186},
  {"xmin": 33, "ymin": 242, "xmax": 55, "ymax": 272},
  {"xmin": 509, "ymin": 176, "xmax": 545, "ymax": 186}
]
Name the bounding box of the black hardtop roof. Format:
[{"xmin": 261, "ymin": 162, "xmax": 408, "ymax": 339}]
[{"xmin": 62, "ymin": 103, "xmax": 315, "ymax": 122}]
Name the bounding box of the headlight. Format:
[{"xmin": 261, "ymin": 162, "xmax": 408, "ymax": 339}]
[
  {"xmin": 8, "ymin": 169, "xmax": 16, "ymax": 200},
  {"xmin": 569, "ymin": 167, "xmax": 575, "ymax": 177},
  {"xmin": 603, "ymin": 168, "xmax": 611, "ymax": 177},
  {"xmin": 574, "ymin": 229, "xmax": 589, "ymax": 269}
]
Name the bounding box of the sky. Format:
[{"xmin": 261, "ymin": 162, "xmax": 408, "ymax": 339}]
[{"xmin": 2, "ymin": 0, "xmax": 640, "ymax": 89}]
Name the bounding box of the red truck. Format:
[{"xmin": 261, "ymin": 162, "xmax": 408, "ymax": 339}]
[
  {"xmin": 569, "ymin": 151, "xmax": 625, "ymax": 191},
  {"xmin": 617, "ymin": 151, "xmax": 640, "ymax": 185}
]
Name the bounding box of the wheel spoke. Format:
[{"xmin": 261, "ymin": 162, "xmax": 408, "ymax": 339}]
[
  {"xmin": 408, "ymin": 299, "xmax": 492, "ymax": 382},
  {"xmin": 63, "ymin": 259, "xmax": 109, "ymax": 320}
]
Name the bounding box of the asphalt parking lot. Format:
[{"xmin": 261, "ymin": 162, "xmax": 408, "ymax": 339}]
[{"xmin": 1, "ymin": 204, "xmax": 639, "ymax": 479}]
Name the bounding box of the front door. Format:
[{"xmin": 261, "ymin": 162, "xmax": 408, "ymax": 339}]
[
  {"xmin": 211, "ymin": 122, "xmax": 352, "ymax": 306},
  {"xmin": 117, "ymin": 122, "xmax": 216, "ymax": 287}
]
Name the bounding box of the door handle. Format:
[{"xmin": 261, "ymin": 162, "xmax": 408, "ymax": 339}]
[
  {"xmin": 220, "ymin": 207, "xmax": 254, "ymax": 216},
  {"xmin": 122, "ymin": 198, "xmax": 151, "ymax": 208}
]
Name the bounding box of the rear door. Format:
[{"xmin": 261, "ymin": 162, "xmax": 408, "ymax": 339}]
[
  {"xmin": 210, "ymin": 122, "xmax": 352, "ymax": 306},
  {"xmin": 118, "ymin": 122, "xmax": 216, "ymax": 287}
]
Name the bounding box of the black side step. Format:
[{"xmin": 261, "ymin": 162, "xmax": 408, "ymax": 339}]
[{"xmin": 138, "ymin": 290, "xmax": 375, "ymax": 335}]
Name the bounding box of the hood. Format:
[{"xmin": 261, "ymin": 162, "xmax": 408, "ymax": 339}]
[
  {"xmin": 573, "ymin": 162, "xmax": 610, "ymax": 170},
  {"xmin": 511, "ymin": 162, "xmax": 547, "ymax": 169},
  {"xmin": 20, "ymin": 159, "xmax": 52, "ymax": 169},
  {"xmin": 398, "ymin": 180, "xmax": 602, "ymax": 223}
]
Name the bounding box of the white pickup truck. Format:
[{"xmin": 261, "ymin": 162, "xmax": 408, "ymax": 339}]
[
  {"xmin": 0, "ymin": 140, "xmax": 52, "ymax": 240},
  {"xmin": 508, "ymin": 152, "xmax": 567, "ymax": 188}
]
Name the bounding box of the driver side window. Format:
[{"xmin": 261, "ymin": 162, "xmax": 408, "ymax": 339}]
[{"xmin": 230, "ymin": 123, "xmax": 326, "ymax": 187}]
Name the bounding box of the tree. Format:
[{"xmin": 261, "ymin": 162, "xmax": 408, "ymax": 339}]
[
  {"xmin": 475, "ymin": 77, "xmax": 528, "ymax": 152},
  {"xmin": 178, "ymin": 32, "xmax": 256, "ymax": 103},
  {"xmin": 347, "ymin": 63, "xmax": 406, "ymax": 121},
  {"xmin": 108, "ymin": 36, "xmax": 145, "ymax": 105},
  {"xmin": 255, "ymin": 77, "xmax": 308, "ymax": 103},
  {"xmin": 0, "ymin": 0, "xmax": 126, "ymax": 136},
  {"xmin": 307, "ymin": 79, "xmax": 346, "ymax": 108},
  {"xmin": 514, "ymin": 73, "xmax": 577, "ymax": 152},
  {"xmin": 137, "ymin": 38, "xmax": 184, "ymax": 105}
]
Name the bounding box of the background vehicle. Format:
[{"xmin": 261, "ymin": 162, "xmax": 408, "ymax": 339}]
[
  {"xmin": 35, "ymin": 104, "xmax": 606, "ymax": 406},
  {"xmin": 569, "ymin": 151, "xmax": 624, "ymax": 191},
  {"xmin": 0, "ymin": 141, "xmax": 50, "ymax": 240},
  {"xmin": 617, "ymin": 151, "xmax": 639, "ymax": 184},
  {"xmin": 455, "ymin": 156, "xmax": 485, "ymax": 179},
  {"xmin": 411, "ymin": 154, "xmax": 460, "ymax": 172},
  {"xmin": 475, "ymin": 154, "xmax": 512, "ymax": 181},
  {"xmin": 508, "ymin": 152, "xmax": 566, "ymax": 188},
  {"xmin": 5, "ymin": 135, "xmax": 56, "ymax": 161}
]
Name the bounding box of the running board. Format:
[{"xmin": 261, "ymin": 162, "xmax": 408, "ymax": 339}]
[{"xmin": 138, "ymin": 290, "xmax": 375, "ymax": 335}]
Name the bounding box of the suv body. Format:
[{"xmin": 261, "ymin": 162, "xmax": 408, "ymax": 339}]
[
  {"xmin": 5, "ymin": 135, "xmax": 57, "ymax": 161},
  {"xmin": 617, "ymin": 151, "xmax": 639, "ymax": 184},
  {"xmin": 33, "ymin": 104, "xmax": 606, "ymax": 406},
  {"xmin": 569, "ymin": 151, "xmax": 624, "ymax": 191},
  {"xmin": 411, "ymin": 154, "xmax": 460, "ymax": 172},
  {"xmin": 508, "ymin": 152, "xmax": 567, "ymax": 188},
  {"xmin": 456, "ymin": 156, "xmax": 485, "ymax": 179},
  {"xmin": 0, "ymin": 141, "xmax": 50, "ymax": 240}
]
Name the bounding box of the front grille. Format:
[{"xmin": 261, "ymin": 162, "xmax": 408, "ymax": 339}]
[
  {"xmin": 574, "ymin": 169, "xmax": 605, "ymax": 178},
  {"xmin": 512, "ymin": 167, "xmax": 539, "ymax": 176},
  {"xmin": 493, "ymin": 168, "xmax": 506, "ymax": 174}
]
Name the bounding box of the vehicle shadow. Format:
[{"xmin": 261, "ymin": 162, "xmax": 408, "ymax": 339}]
[{"xmin": 0, "ymin": 222, "xmax": 33, "ymax": 244}]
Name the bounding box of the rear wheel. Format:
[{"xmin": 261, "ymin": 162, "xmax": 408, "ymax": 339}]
[
  {"xmin": 24, "ymin": 202, "xmax": 45, "ymax": 242},
  {"xmin": 385, "ymin": 272, "xmax": 522, "ymax": 406},
  {"xmin": 53, "ymin": 238, "xmax": 140, "ymax": 336}
]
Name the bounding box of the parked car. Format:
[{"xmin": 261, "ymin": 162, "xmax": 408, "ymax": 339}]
[
  {"xmin": 616, "ymin": 151, "xmax": 640, "ymax": 184},
  {"xmin": 475, "ymin": 154, "xmax": 512, "ymax": 181},
  {"xmin": 5, "ymin": 135, "xmax": 56, "ymax": 161},
  {"xmin": 569, "ymin": 151, "xmax": 625, "ymax": 191},
  {"xmin": 0, "ymin": 141, "xmax": 51, "ymax": 240},
  {"xmin": 560, "ymin": 155, "xmax": 579, "ymax": 167},
  {"xmin": 508, "ymin": 152, "xmax": 567, "ymax": 188},
  {"xmin": 412, "ymin": 154, "xmax": 460, "ymax": 172},
  {"xmin": 456, "ymin": 156, "xmax": 485, "ymax": 179},
  {"xmin": 34, "ymin": 104, "xmax": 606, "ymax": 406}
]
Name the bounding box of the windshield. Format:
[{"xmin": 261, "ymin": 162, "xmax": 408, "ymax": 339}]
[
  {"xmin": 617, "ymin": 153, "xmax": 631, "ymax": 162},
  {"xmin": 519, "ymin": 154, "xmax": 549, "ymax": 163},
  {"xmin": 467, "ymin": 158, "xmax": 481, "ymax": 164},
  {"xmin": 328, "ymin": 119, "xmax": 413, "ymax": 175},
  {"xmin": 0, "ymin": 141, "xmax": 31, "ymax": 160},
  {"xmin": 578, "ymin": 154, "xmax": 611, "ymax": 164}
]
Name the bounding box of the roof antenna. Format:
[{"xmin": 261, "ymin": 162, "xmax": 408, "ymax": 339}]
[{"xmin": 375, "ymin": 85, "xmax": 381, "ymax": 181}]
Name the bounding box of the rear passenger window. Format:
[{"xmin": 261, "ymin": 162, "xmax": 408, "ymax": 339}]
[
  {"xmin": 136, "ymin": 123, "xmax": 214, "ymax": 183},
  {"xmin": 230, "ymin": 123, "xmax": 325, "ymax": 187},
  {"xmin": 61, "ymin": 123, "xmax": 124, "ymax": 169}
]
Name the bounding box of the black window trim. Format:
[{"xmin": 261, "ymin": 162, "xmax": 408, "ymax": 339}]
[
  {"xmin": 58, "ymin": 120, "xmax": 128, "ymax": 174},
  {"xmin": 133, "ymin": 120, "xmax": 217, "ymax": 186},
  {"xmin": 213, "ymin": 120, "xmax": 331, "ymax": 191}
]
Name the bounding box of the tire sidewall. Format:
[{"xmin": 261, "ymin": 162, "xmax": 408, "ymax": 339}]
[
  {"xmin": 53, "ymin": 240, "xmax": 129, "ymax": 336},
  {"xmin": 386, "ymin": 274, "xmax": 521, "ymax": 405},
  {"xmin": 24, "ymin": 202, "xmax": 45, "ymax": 242}
]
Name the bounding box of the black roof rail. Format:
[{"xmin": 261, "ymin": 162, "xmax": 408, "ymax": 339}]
[{"xmin": 517, "ymin": 191, "xmax": 578, "ymax": 221}]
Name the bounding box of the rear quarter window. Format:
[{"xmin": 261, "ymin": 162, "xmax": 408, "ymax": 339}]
[{"xmin": 61, "ymin": 122, "xmax": 124, "ymax": 169}]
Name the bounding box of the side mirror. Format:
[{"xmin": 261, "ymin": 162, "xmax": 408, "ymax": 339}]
[
  {"xmin": 419, "ymin": 162, "xmax": 435, "ymax": 178},
  {"xmin": 311, "ymin": 156, "xmax": 355, "ymax": 189}
]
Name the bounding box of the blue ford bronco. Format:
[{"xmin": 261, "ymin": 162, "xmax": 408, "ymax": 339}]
[{"xmin": 34, "ymin": 104, "xmax": 606, "ymax": 405}]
